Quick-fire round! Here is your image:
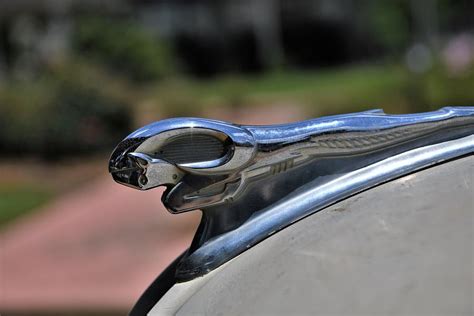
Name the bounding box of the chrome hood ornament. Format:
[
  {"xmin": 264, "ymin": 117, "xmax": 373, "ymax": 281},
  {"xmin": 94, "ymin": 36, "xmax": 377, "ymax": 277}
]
[
  {"xmin": 110, "ymin": 107, "xmax": 474, "ymax": 280},
  {"xmin": 109, "ymin": 107, "xmax": 474, "ymax": 214}
]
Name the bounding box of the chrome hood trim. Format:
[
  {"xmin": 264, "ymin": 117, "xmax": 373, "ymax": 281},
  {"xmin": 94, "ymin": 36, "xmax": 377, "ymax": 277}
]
[{"xmin": 175, "ymin": 134, "xmax": 474, "ymax": 280}]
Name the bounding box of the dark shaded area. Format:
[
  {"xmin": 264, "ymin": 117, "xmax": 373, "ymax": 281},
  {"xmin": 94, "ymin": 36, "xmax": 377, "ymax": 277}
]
[
  {"xmin": 175, "ymin": 34, "xmax": 223, "ymax": 77},
  {"xmin": 281, "ymin": 19, "xmax": 351, "ymax": 68},
  {"xmin": 0, "ymin": 18, "xmax": 15, "ymax": 69},
  {"xmin": 129, "ymin": 252, "xmax": 186, "ymax": 316},
  {"xmin": 174, "ymin": 29, "xmax": 262, "ymax": 77}
]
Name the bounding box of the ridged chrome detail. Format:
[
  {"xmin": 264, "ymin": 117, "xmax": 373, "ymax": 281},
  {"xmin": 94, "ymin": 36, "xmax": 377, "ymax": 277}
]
[{"xmin": 157, "ymin": 134, "xmax": 227, "ymax": 164}]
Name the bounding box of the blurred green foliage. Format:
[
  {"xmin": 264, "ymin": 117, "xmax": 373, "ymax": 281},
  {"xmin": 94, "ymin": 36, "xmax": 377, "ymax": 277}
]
[
  {"xmin": 0, "ymin": 62, "xmax": 133, "ymax": 159},
  {"xmin": 0, "ymin": 184, "xmax": 52, "ymax": 227},
  {"xmin": 365, "ymin": 2, "xmax": 410, "ymax": 54},
  {"xmin": 73, "ymin": 17, "xmax": 174, "ymax": 82},
  {"xmin": 141, "ymin": 63, "xmax": 474, "ymax": 117}
]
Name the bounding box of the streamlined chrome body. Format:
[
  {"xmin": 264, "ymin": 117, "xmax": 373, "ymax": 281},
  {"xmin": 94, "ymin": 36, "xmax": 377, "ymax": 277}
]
[{"xmin": 110, "ymin": 107, "xmax": 474, "ymax": 214}]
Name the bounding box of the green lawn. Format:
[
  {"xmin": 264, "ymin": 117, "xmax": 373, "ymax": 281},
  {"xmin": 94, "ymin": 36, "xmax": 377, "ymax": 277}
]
[
  {"xmin": 145, "ymin": 63, "xmax": 474, "ymax": 118},
  {"xmin": 0, "ymin": 184, "xmax": 53, "ymax": 227}
]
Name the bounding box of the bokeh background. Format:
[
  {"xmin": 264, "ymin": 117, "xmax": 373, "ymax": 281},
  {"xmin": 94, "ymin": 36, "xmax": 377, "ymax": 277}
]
[{"xmin": 1, "ymin": 0, "xmax": 473, "ymax": 314}]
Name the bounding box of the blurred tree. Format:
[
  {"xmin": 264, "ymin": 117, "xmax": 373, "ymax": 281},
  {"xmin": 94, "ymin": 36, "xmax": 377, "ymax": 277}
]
[
  {"xmin": 409, "ymin": 0, "xmax": 439, "ymax": 50},
  {"xmin": 73, "ymin": 17, "xmax": 174, "ymax": 82},
  {"xmin": 438, "ymin": 0, "xmax": 474, "ymax": 33},
  {"xmin": 365, "ymin": 0, "xmax": 411, "ymax": 56},
  {"xmin": 0, "ymin": 72, "xmax": 132, "ymax": 159}
]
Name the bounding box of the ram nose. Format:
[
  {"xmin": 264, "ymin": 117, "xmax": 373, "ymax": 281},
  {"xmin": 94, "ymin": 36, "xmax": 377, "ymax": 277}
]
[
  {"xmin": 109, "ymin": 149, "xmax": 142, "ymax": 189},
  {"xmin": 109, "ymin": 152, "xmax": 183, "ymax": 190}
]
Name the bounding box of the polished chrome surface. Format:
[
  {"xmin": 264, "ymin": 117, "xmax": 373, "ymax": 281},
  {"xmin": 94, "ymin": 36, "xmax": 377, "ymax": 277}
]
[
  {"xmin": 175, "ymin": 134, "xmax": 474, "ymax": 280},
  {"xmin": 110, "ymin": 107, "xmax": 474, "ymax": 214}
]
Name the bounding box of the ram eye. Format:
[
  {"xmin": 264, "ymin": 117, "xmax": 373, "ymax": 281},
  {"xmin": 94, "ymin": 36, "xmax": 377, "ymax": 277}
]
[{"xmin": 154, "ymin": 133, "xmax": 232, "ymax": 165}]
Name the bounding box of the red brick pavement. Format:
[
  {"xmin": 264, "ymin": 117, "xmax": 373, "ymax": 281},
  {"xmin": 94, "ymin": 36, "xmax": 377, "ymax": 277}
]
[{"xmin": 1, "ymin": 177, "xmax": 200, "ymax": 311}]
